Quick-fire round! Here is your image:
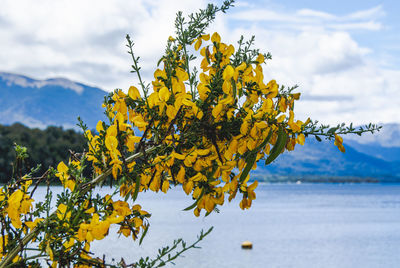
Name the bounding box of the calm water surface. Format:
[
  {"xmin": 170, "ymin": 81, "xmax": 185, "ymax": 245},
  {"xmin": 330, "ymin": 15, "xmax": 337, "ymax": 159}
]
[{"xmin": 42, "ymin": 184, "xmax": 400, "ymax": 267}]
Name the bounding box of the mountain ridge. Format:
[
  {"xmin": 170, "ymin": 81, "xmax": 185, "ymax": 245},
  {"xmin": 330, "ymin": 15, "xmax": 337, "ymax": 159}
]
[
  {"xmin": 1, "ymin": 72, "xmax": 399, "ymax": 182},
  {"xmin": 0, "ymin": 71, "xmax": 107, "ymax": 129}
]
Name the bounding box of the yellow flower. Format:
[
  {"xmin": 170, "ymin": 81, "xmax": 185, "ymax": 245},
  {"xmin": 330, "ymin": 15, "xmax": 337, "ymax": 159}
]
[
  {"xmin": 96, "ymin": 120, "xmax": 104, "ymax": 133},
  {"xmin": 20, "ymin": 197, "xmax": 34, "ymax": 214},
  {"xmin": 222, "ymin": 65, "xmax": 234, "ymax": 81},
  {"xmin": 63, "ymin": 238, "xmax": 75, "ymax": 251},
  {"xmin": 175, "ymin": 68, "xmax": 189, "ymax": 81},
  {"xmin": 265, "ymin": 79, "xmax": 278, "ymax": 98},
  {"xmin": 194, "ymin": 39, "xmax": 202, "ymax": 51},
  {"xmin": 166, "ymin": 105, "xmax": 178, "ymax": 120},
  {"xmin": 296, "ymin": 133, "xmax": 305, "ymax": 145},
  {"xmin": 176, "ymin": 166, "xmax": 186, "ymax": 184},
  {"xmin": 159, "ymin": 87, "xmax": 171, "ymax": 102},
  {"xmin": 126, "ymin": 135, "xmax": 141, "ymax": 152},
  {"xmin": 239, "ymin": 197, "xmax": 251, "ymax": 210},
  {"xmin": 132, "ymin": 217, "xmax": 143, "ymax": 228},
  {"xmin": 212, "ymin": 103, "xmax": 223, "ymax": 119},
  {"xmin": 106, "ymin": 124, "xmax": 118, "ymax": 137},
  {"xmin": 182, "ymin": 180, "xmax": 194, "ymax": 195},
  {"xmin": 119, "ymin": 225, "xmax": 131, "ymax": 237},
  {"xmin": 57, "ymin": 204, "xmax": 71, "ymax": 221},
  {"xmin": 132, "ymin": 115, "xmax": 148, "ymax": 129},
  {"xmin": 129, "ymin": 86, "xmax": 141, "ymax": 100},
  {"xmin": 161, "ymin": 180, "xmax": 170, "ymax": 193},
  {"xmin": 56, "ymin": 161, "xmax": 69, "ymax": 180},
  {"xmin": 25, "ymin": 218, "xmax": 44, "ymax": 230},
  {"xmin": 334, "ymin": 134, "xmax": 345, "ymax": 152},
  {"xmin": 105, "ymin": 136, "xmax": 118, "ymax": 152},
  {"xmin": 113, "ymin": 201, "xmax": 132, "ymax": 217},
  {"xmin": 211, "ymin": 32, "xmax": 221, "ymax": 43}
]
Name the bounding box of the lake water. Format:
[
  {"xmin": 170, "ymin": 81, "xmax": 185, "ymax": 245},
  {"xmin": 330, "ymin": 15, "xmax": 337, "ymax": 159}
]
[{"xmin": 36, "ymin": 184, "xmax": 400, "ymax": 267}]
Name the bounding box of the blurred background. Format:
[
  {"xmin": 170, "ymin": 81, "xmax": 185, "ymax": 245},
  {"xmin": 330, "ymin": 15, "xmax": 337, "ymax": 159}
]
[{"xmin": 1, "ymin": 0, "xmax": 399, "ymax": 183}]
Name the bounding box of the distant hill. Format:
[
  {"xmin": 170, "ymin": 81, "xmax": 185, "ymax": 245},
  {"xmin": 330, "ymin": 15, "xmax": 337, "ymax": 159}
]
[
  {"xmin": 0, "ymin": 72, "xmax": 107, "ymax": 129},
  {"xmin": 254, "ymin": 137, "xmax": 400, "ymax": 183},
  {"xmin": 0, "ymin": 72, "xmax": 399, "ymax": 182}
]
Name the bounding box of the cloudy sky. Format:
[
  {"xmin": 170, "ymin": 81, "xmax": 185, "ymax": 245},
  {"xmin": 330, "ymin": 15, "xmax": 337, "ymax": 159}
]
[{"xmin": 0, "ymin": 0, "xmax": 399, "ymax": 125}]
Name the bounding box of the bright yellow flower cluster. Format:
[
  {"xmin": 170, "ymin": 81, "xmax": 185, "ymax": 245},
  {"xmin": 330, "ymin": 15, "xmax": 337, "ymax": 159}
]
[
  {"xmin": 35, "ymin": 194, "xmax": 150, "ymax": 267},
  {"xmin": 0, "ymin": 180, "xmax": 46, "ymax": 263},
  {"xmin": 76, "ymin": 199, "xmax": 148, "ymax": 243},
  {"xmin": 56, "ymin": 160, "xmax": 78, "ymax": 191},
  {"xmin": 22, "ymin": 31, "xmax": 347, "ymax": 266},
  {"xmin": 1, "ymin": 180, "xmax": 34, "ymax": 229},
  {"xmin": 81, "ymin": 32, "xmax": 311, "ymax": 217},
  {"xmin": 0, "ymin": 1, "xmax": 373, "ymax": 263}
]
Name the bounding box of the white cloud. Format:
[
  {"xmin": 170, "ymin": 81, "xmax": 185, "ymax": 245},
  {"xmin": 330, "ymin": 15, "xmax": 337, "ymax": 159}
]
[
  {"xmin": 229, "ymin": 4, "xmax": 383, "ymax": 31},
  {"xmin": 218, "ymin": 3, "xmax": 397, "ymax": 126},
  {"xmin": 345, "ymin": 5, "xmax": 385, "ymax": 20},
  {"xmin": 296, "ymin": 9, "xmax": 336, "ymax": 20},
  {"xmin": 0, "ymin": 0, "xmax": 209, "ymax": 90},
  {"xmin": 329, "ymin": 21, "xmax": 382, "ymax": 31},
  {"xmin": 0, "ymin": 0, "xmax": 398, "ymax": 126}
]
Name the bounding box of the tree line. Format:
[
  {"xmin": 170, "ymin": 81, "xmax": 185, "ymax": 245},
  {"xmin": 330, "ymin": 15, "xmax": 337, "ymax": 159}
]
[{"xmin": 0, "ymin": 123, "xmax": 86, "ymax": 183}]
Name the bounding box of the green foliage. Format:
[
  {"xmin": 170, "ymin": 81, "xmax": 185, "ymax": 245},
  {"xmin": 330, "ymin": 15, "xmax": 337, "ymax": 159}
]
[{"xmin": 0, "ymin": 123, "xmax": 86, "ymax": 183}]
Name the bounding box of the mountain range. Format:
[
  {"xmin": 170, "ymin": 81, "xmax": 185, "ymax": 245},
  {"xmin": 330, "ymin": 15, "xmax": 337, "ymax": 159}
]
[
  {"xmin": 1, "ymin": 72, "xmax": 399, "ymax": 182},
  {"xmin": 0, "ymin": 72, "xmax": 106, "ymax": 129}
]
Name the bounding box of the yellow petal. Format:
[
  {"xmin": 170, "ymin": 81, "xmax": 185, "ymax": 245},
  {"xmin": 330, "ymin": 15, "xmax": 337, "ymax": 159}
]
[
  {"xmin": 119, "ymin": 226, "xmax": 131, "ymax": 237},
  {"xmin": 129, "ymin": 86, "xmax": 141, "ymax": 100},
  {"xmin": 211, "ymin": 32, "xmax": 221, "ymax": 43},
  {"xmin": 248, "ymin": 180, "xmax": 258, "ymax": 191},
  {"xmin": 194, "ymin": 39, "xmax": 202, "ymax": 51},
  {"xmin": 182, "ymin": 181, "xmax": 193, "ymax": 195},
  {"xmin": 222, "ymin": 65, "xmax": 234, "ymax": 81},
  {"xmin": 133, "ymin": 217, "xmax": 143, "ymax": 228},
  {"xmin": 175, "ymin": 68, "xmax": 189, "ymax": 81},
  {"xmin": 57, "ymin": 161, "xmax": 68, "ymax": 174},
  {"xmin": 176, "ymin": 166, "xmax": 185, "ymax": 184},
  {"xmin": 96, "ymin": 120, "xmax": 104, "ymax": 133},
  {"xmin": 57, "ymin": 204, "xmax": 67, "ymax": 220},
  {"xmin": 159, "ymin": 87, "xmax": 171, "ymax": 102},
  {"xmin": 201, "ymin": 34, "xmax": 210, "ymax": 41},
  {"xmin": 161, "ymin": 180, "xmax": 169, "ymax": 193},
  {"xmin": 212, "ymin": 103, "xmax": 223, "ymax": 118},
  {"xmin": 166, "ymin": 105, "xmax": 177, "ymax": 120},
  {"xmin": 105, "ymin": 136, "xmax": 118, "ymax": 151},
  {"xmin": 85, "ymin": 207, "xmax": 95, "ymax": 214},
  {"xmin": 256, "ymin": 53, "xmax": 265, "ymax": 64},
  {"xmin": 296, "ymin": 133, "xmax": 305, "ymax": 145}
]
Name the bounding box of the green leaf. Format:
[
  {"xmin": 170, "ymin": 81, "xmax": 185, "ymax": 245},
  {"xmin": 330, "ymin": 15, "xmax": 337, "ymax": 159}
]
[
  {"xmin": 315, "ymin": 135, "xmax": 322, "ymax": 142},
  {"xmin": 183, "ymin": 188, "xmax": 205, "ymax": 211},
  {"xmin": 327, "ymin": 127, "xmax": 338, "ymax": 134},
  {"xmin": 239, "ymin": 152, "xmax": 257, "ymax": 183},
  {"xmin": 132, "ymin": 175, "xmax": 141, "ymax": 202},
  {"xmin": 139, "ymin": 224, "xmax": 149, "ymax": 246},
  {"xmin": 265, "ymin": 126, "xmax": 288, "ymax": 165}
]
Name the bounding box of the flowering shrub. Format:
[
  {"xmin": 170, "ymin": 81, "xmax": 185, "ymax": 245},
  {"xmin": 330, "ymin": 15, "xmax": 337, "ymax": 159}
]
[{"xmin": 0, "ymin": 1, "xmax": 379, "ymax": 267}]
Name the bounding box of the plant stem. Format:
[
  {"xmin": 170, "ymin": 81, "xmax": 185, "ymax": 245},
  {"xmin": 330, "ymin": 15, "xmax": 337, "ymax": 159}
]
[{"xmin": 0, "ymin": 145, "xmax": 161, "ymax": 268}]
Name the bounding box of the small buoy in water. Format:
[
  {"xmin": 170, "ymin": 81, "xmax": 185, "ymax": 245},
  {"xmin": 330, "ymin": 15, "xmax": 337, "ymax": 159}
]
[{"xmin": 241, "ymin": 241, "xmax": 253, "ymax": 249}]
